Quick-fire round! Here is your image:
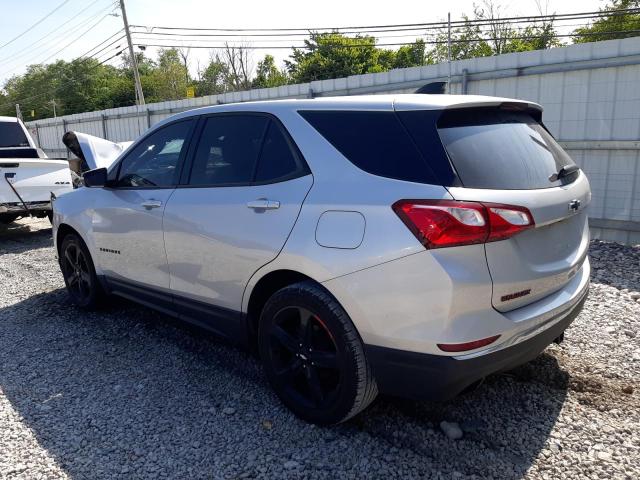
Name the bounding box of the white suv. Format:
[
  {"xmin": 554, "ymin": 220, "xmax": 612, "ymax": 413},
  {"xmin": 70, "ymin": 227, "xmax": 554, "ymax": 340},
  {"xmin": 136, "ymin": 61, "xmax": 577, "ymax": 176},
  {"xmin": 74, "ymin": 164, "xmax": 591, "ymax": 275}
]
[{"xmin": 53, "ymin": 95, "xmax": 590, "ymax": 424}]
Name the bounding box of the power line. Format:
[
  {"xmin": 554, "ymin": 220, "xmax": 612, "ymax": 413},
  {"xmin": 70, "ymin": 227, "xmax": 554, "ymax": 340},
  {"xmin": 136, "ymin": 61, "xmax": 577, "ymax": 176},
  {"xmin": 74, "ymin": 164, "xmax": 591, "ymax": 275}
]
[
  {"xmin": 0, "ymin": 0, "xmax": 72, "ymax": 51},
  {"xmin": 130, "ymin": 28, "xmax": 640, "ymax": 51},
  {"xmin": 38, "ymin": 10, "xmax": 117, "ymax": 65},
  {"xmin": 0, "ymin": 32, "xmax": 126, "ymax": 110},
  {"xmin": 129, "ymin": 7, "xmax": 640, "ymax": 33},
  {"xmin": 0, "ymin": 3, "xmax": 119, "ymax": 72},
  {"xmin": 0, "ymin": 0, "xmax": 107, "ymax": 65}
]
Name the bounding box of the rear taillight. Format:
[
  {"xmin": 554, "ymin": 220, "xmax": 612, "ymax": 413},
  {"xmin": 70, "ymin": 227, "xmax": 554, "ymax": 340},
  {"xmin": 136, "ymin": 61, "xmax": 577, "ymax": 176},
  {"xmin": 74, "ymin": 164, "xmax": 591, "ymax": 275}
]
[{"xmin": 392, "ymin": 200, "xmax": 534, "ymax": 249}]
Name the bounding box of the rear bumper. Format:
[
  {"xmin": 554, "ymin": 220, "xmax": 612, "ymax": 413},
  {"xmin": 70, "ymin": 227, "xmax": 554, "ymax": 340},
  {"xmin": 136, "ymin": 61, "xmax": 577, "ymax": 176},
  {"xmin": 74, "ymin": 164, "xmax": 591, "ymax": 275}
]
[{"xmin": 365, "ymin": 286, "xmax": 588, "ymax": 401}]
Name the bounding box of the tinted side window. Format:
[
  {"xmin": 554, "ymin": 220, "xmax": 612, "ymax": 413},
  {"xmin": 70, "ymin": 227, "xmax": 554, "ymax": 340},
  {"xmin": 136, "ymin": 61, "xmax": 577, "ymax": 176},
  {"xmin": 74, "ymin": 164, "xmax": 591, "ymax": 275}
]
[
  {"xmin": 189, "ymin": 115, "xmax": 268, "ymax": 185},
  {"xmin": 298, "ymin": 110, "xmax": 438, "ymax": 184},
  {"xmin": 0, "ymin": 122, "xmax": 29, "ymax": 148},
  {"xmin": 255, "ymin": 121, "xmax": 306, "ymax": 183},
  {"xmin": 116, "ymin": 120, "xmax": 192, "ymax": 188}
]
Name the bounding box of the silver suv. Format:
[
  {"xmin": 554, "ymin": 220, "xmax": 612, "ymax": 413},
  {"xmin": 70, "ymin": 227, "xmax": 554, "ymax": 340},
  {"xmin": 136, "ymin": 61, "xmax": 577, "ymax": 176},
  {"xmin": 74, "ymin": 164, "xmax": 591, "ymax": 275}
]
[{"xmin": 53, "ymin": 94, "xmax": 590, "ymax": 424}]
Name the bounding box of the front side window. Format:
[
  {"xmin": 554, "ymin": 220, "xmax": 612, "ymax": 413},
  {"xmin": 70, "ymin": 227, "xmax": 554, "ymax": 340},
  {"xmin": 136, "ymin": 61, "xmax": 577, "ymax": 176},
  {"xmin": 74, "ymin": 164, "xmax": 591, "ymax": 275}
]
[{"xmin": 115, "ymin": 120, "xmax": 193, "ymax": 188}]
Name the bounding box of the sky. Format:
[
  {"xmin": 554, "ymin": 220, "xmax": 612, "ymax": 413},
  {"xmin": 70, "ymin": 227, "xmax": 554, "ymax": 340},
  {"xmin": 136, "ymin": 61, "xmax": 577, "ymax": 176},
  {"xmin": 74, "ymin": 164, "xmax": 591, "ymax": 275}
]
[{"xmin": 0, "ymin": 0, "xmax": 609, "ymax": 86}]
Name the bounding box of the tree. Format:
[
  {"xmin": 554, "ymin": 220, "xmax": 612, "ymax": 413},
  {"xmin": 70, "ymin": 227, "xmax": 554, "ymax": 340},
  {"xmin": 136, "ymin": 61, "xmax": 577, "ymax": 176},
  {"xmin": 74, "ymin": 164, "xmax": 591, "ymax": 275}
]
[
  {"xmin": 573, "ymin": 0, "xmax": 640, "ymax": 42},
  {"xmin": 393, "ymin": 40, "xmax": 430, "ymax": 68},
  {"xmin": 252, "ymin": 55, "xmax": 289, "ymax": 88},
  {"xmin": 427, "ymin": 0, "xmax": 560, "ymax": 62},
  {"xmin": 222, "ymin": 43, "xmax": 252, "ymax": 91},
  {"xmin": 286, "ymin": 33, "xmax": 427, "ymax": 82},
  {"xmin": 152, "ymin": 48, "xmax": 190, "ymax": 100},
  {"xmin": 196, "ymin": 53, "xmax": 229, "ymax": 96}
]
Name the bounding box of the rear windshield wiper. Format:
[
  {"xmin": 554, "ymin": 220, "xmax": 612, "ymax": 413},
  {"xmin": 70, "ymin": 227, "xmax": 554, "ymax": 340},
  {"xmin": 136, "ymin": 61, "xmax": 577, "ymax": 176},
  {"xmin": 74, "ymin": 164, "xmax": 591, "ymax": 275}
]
[{"xmin": 549, "ymin": 164, "xmax": 580, "ymax": 182}]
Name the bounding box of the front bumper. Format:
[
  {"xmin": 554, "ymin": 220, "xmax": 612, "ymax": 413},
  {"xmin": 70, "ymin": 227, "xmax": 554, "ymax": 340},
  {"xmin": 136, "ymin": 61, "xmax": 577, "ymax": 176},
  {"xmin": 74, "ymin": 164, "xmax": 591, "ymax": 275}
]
[{"xmin": 365, "ymin": 287, "xmax": 588, "ymax": 401}]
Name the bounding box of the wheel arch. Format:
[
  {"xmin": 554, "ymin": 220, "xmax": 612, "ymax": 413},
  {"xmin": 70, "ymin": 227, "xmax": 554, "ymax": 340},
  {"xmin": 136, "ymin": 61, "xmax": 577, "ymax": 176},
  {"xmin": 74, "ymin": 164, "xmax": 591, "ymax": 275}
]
[{"xmin": 245, "ymin": 269, "xmax": 324, "ymax": 351}]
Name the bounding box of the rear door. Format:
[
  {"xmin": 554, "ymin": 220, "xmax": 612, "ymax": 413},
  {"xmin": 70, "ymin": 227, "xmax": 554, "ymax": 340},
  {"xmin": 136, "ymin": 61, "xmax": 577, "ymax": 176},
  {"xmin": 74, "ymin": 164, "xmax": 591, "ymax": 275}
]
[
  {"xmin": 162, "ymin": 113, "xmax": 312, "ymax": 316},
  {"xmin": 401, "ymin": 106, "xmax": 591, "ymax": 312}
]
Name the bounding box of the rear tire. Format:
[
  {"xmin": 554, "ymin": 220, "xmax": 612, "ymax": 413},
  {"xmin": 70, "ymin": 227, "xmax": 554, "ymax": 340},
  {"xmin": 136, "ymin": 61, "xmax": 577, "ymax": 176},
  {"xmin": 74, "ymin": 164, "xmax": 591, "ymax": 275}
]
[
  {"xmin": 259, "ymin": 281, "xmax": 378, "ymax": 425},
  {"xmin": 60, "ymin": 233, "xmax": 104, "ymax": 309}
]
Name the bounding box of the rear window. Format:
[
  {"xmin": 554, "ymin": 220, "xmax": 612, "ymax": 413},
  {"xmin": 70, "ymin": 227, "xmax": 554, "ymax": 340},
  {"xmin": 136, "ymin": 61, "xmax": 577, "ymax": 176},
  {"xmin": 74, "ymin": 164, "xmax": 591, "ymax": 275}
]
[
  {"xmin": 0, "ymin": 122, "xmax": 29, "ymax": 148},
  {"xmin": 298, "ymin": 110, "xmax": 439, "ymax": 184},
  {"xmin": 435, "ymin": 109, "xmax": 576, "ymax": 190}
]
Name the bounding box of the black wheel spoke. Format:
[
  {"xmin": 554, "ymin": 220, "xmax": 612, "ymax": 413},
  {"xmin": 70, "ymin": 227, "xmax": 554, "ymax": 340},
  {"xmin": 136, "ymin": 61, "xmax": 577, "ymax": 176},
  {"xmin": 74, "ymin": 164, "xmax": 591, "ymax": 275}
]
[
  {"xmin": 64, "ymin": 249, "xmax": 75, "ymax": 267},
  {"xmin": 275, "ymin": 358, "xmax": 303, "ymax": 383},
  {"xmin": 308, "ymin": 350, "xmax": 339, "ymax": 370},
  {"xmin": 272, "ymin": 325, "xmax": 299, "ymax": 353},
  {"xmin": 305, "ymin": 366, "xmax": 324, "ymax": 405},
  {"xmin": 298, "ymin": 308, "xmax": 314, "ymax": 348},
  {"xmin": 68, "ymin": 272, "xmax": 78, "ymax": 286}
]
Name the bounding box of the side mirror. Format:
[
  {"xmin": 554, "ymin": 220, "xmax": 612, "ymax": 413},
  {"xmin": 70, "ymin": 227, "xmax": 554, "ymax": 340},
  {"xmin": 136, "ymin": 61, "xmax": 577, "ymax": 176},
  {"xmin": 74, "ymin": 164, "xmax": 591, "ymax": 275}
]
[{"xmin": 83, "ymin": 167, "xmax": 108, "ymax": 188}]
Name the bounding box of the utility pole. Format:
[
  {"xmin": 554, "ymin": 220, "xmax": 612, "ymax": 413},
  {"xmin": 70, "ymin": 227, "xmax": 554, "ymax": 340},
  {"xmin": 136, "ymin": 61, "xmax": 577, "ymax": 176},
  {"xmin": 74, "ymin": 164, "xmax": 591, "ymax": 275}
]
[
  {"xmin": 50, "ymin": 99, "xmax": 57, "ymax": 118},
  {"xmin": 15, "ymin": 104, "xmax": 22, "ymax": 121},
  {"xmin": 447, "ymin": 12, "xmax": 452, "ymax": 91},
  {"xmin": 119, "ymin": 0, "xmax": 145, "ymax": 105}
]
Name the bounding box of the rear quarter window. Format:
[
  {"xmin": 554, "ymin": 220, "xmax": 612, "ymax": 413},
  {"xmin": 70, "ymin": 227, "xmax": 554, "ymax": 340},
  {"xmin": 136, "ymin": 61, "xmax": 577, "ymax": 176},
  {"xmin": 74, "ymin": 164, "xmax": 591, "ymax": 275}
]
[{"xmin": 298, "ymin": 110, "xmax": 440, "ymax": 184}]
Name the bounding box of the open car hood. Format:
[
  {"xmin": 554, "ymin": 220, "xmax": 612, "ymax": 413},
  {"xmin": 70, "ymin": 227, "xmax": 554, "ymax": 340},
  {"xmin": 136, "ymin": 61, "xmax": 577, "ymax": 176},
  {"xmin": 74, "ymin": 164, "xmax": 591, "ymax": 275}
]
[{"xmin": 62, "ymin": 131, "xmax": 132, "ymax": 171}]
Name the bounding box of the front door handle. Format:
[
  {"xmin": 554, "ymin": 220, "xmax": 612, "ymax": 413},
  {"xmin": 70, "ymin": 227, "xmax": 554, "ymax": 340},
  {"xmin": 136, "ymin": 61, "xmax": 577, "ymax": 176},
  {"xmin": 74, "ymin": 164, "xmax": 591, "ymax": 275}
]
[
  {"xmin": 247, "ymin": 199, "xmax": 280, "ymax": 210},
  {"xmin": 141, "ymin": 199, "xmax": 163, "ymax": 210}
]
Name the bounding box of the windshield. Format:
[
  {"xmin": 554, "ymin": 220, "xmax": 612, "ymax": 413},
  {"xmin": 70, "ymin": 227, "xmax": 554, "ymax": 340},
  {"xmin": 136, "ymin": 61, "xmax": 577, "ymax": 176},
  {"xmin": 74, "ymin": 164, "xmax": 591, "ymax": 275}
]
[{"xmin": 0, "ymin": 122, "xmax": 30, "ymax": 148}]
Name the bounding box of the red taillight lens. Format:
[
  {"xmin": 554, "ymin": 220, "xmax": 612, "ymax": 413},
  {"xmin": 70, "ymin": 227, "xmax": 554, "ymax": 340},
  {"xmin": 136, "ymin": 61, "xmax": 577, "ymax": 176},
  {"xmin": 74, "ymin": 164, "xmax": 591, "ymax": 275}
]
[
  {"xmin": 437, "ymin": 335, "xmax": 501, "ymax": 352},
  {"xmin": 393, "ymin": 200, "xmax": 534, "ymax": 249}
]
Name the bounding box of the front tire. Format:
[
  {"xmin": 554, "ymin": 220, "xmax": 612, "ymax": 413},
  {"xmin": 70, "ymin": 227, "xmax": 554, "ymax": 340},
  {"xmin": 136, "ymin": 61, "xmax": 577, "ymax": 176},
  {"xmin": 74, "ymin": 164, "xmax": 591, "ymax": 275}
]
[
  {"xmin": 259, "ymin": 281, "xmax": 378, "ymax": 425},
  {"xmin": 60, "ymin": 233, "xmax": 103, "ymax": 309}
]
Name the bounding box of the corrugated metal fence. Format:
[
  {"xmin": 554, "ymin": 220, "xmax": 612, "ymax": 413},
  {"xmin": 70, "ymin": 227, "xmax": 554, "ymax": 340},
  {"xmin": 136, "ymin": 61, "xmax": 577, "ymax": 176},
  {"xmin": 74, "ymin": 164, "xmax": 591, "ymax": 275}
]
[{"xmin": 27, "ymin": 37, "xmax": 640, "ymax": 243}]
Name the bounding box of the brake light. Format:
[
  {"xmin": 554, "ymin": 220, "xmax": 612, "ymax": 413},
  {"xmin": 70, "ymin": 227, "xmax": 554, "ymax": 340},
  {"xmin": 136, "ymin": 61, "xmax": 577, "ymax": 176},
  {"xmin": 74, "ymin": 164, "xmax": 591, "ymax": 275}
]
[{"xmin": 392, "ymin": 200, "xmax": 534, "ymax": 249}]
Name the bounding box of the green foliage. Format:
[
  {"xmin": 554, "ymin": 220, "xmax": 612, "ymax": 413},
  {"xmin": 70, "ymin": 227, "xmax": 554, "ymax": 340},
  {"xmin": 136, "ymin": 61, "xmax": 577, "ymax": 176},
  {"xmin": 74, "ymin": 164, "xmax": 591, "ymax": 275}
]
[
  {"xmin": 285, "ymin": 32, "xmax": 428, "ymax": 82},
  {"xmin": 196, "ymin": 54, "xmax": 228, "ymax": 96},
  {"xmin": 573, "ymin": 0, "xmax": 640, "ymax": 43},
  {"xmin": 252, "ymin": 55, "xmax": 289, "ymax": 88}
]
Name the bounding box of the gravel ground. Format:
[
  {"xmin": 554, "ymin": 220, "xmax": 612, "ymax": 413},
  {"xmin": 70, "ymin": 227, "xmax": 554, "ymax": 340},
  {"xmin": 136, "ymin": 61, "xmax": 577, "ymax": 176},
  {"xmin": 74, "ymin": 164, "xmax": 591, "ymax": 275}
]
[{"xmin": 0, "ymin": 217, "xmax": 638, "ymax": 479}]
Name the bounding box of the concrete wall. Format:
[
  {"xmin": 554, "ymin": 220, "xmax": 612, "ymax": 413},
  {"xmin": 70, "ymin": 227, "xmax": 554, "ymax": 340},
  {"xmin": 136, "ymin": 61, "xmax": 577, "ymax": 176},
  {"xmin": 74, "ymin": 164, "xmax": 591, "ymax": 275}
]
[{"xmin": 27, "ymin": 37, "xmax": 640, "ymax": 243}]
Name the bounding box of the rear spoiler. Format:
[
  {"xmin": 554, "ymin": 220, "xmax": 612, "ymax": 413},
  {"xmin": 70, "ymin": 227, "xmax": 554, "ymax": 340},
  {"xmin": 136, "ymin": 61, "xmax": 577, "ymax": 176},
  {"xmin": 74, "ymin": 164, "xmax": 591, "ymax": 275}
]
[{"xmin": 62, "ymin": 131, "xmax": 132, "ymax": 171}]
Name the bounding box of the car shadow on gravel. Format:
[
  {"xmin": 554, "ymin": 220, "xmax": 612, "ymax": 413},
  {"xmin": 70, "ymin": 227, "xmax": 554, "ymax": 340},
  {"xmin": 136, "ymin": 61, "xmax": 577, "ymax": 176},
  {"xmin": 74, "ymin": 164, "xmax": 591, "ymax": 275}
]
[
  {"xmin": 0, "ymin": 220, "xmax": 52, "ymax": 254},
  {"xmin": 0, "ymin": 288, "xmax": 570, "ymax": 479}
]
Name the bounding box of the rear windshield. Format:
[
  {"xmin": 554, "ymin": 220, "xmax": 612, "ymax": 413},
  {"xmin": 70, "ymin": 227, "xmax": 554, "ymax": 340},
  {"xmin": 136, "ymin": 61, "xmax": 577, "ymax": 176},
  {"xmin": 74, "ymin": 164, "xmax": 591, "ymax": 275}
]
[
  {"xmin": 298, "ymin": 110, "xmax": 439, "ymax": 184},
  {"xmin": 435, "ymin": 109, "xmax": 576, "ymax": 190},
  {"xmin": 0, "ymin": 122, "xmax": 29, "ymax": 148}
]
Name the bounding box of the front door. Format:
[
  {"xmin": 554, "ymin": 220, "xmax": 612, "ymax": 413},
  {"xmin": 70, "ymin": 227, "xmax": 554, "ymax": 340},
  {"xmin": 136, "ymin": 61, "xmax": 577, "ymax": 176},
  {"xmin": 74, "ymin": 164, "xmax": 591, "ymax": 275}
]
[{"xmin": 91, "ymin": 119, "xmax": 194, "ymax": 290}]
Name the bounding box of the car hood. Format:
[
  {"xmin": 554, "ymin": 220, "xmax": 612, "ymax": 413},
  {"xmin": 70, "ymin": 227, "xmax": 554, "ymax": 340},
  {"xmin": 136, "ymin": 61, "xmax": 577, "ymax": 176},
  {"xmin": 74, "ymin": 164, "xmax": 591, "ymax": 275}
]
[{"xmin": 62, "ymin": 131, "xmax": 132, "ymax": 171}]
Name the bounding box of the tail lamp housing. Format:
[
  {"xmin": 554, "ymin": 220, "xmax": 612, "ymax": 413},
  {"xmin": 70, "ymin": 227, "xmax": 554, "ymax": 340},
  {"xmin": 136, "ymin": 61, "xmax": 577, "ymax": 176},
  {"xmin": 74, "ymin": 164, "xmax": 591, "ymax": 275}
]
[{"xmin": 392, "ymin": 199, "xmax": 534, "ymax": 249}]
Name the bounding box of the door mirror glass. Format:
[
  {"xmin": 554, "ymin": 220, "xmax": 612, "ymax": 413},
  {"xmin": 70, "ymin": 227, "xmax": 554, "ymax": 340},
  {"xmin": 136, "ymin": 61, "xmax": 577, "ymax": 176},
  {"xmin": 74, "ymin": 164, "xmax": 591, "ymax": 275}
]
[{"xmin": 83, "ymin": 167, "xmax": 107, "ymax": 188}]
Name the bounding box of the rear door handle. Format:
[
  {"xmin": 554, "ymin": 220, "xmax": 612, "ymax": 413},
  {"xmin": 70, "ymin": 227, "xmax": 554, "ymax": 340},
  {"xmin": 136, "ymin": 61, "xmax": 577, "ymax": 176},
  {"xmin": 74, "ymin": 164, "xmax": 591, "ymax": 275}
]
[
  {"xmin": 141, "ymin": 199, "xmax": 163, "ymax": 210},
  {"xmin": 247, "ymin": 199, "xmax": 280, "ymax": 210}
]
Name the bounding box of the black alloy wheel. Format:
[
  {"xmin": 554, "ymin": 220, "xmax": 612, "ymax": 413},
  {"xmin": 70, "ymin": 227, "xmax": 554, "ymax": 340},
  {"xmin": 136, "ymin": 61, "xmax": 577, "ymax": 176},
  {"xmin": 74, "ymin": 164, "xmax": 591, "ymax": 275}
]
[
  {"xmin": 259, "ymin": 281, "xmax": 378, "ymax": 424},
  {"xmin": 268, "ymin": 306, "xmax": 341, "ymax": 410},
  {"xmin": 60, "ymin": 234, "xmax": 102, "ymax": 308}
]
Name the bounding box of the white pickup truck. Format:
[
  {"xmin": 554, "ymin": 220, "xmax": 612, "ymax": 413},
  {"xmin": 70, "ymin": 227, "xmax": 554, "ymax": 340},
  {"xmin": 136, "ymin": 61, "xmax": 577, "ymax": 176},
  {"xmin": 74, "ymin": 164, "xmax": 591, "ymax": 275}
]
[{"xmin": 0, "ymin": 116, "xmax": 74, "ymax": 224}]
